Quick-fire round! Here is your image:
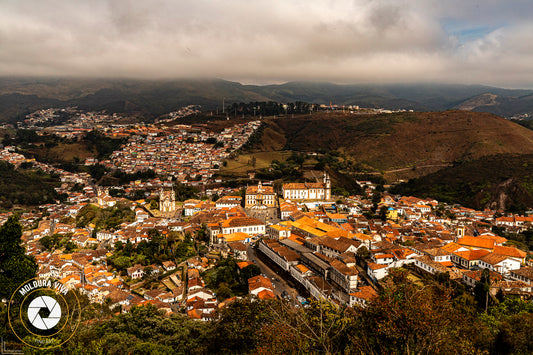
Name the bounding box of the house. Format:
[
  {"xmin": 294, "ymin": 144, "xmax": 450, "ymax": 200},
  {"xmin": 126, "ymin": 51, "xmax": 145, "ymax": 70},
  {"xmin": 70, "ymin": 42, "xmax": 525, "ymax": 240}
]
[
  {"xmin": 423, "ymin": 248, "xmax": 453, "ymax": 266},
  {"xmin": 267, "ymin": 224, "xmax": 292, "ymax": 240},
  {"xmin": 366, "ymin": 262, "xmax": 389, "ymax": 282},
  {"xmin": 451, "ymin": 249, "xmax": 490, "ymax": 269},
  {"xmin": 457, "ymin": 236, "xmax": 495, "ymax": 251},
  {"xmin": 216, "ymin": 195, "xmax": 243, "ymax": 209},
  {"xmin": 414, "ymin": 255, "xmax": 449, "ymax": 275},
  {"xmin": 371, "ymin": 253, "xmax": 395, "ymax": 265},
  {"xmin": 462, "ymin": 269, "xmax": 503, "ymax": 288},
  {"xmin": 280, "ymin": 201, "xmax": 299, "ymax": 220},
  {"xmin": 478, "ymin": 253, "xmax": 521, "ymax": 275},
  {"xmin": 127, "ymin": 264, "xmax": 145, "ymax": 279},
  {"xmin": 290, "ymin": 264, "xmax": 314, "ymax": 287},
  {"xmin": 509, "ymin": 267, "xmax": 533, "ymax": 285},
  {"xmin": 162, "ymin": 260, "xmax": 176, "ymax": 271},
  {"xmin": 328, "ymin": 259, "xmax": 358, "ymax": 293},
  {"xmin": 248, "ymin": 275, "xmax": 274, "ymax": 297},
  {"xmin": 492, "ymin": 245, "xmax": 527, "ymax": 264},
  {"xmin": 219, "ymin": 217, "xmax": 265, "ymax": 236},
  {"xmin": 187, "ymin": 288, "xmax": 215, "ymax": 301},
  {"xmin": 349, "ymin": 286, "xmax": 378, "ymax": 307},
  {"xmin": 227, "ymin": 241, "xmax": 249, "ymax": 260}
]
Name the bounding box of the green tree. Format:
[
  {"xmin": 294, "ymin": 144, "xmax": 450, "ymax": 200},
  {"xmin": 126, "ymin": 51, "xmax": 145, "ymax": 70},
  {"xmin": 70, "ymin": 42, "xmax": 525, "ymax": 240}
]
[
  {"xmin": 216, "ymin": 283, "xmax": 232, "ymax": 301},
  {"xmin": 0, "ymin": 216, "xmax": 38, "ymax": 299},
  {"xmin": 240, "ymin": 264, "xmax": 261, "ymax": 285},
  {"xmin": 356, "ymin": 245, "xmax": 370, "ymax": 260},
  {"xmin": 348, "ymin": 269, "xmax": 482, "ymax": 354},
  {"xmin": 474, "ymin": 268, "xmax": 491, "ymax": 312}
]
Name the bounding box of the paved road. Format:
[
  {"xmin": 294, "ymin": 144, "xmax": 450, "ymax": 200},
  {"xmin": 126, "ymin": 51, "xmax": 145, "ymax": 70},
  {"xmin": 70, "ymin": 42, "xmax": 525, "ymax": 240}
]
[{"xmin": 247, "ymin": 245, "xmax": 300, "ymax": 301}]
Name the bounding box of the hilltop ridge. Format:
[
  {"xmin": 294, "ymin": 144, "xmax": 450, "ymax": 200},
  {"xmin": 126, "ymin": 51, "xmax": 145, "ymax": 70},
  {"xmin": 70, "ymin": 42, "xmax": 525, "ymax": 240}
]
[
  {"xmin": 252, "ymin": 110, "xmax": 533, "ymax": 179},
  {"xmin": 1, "ymin": 78, "xmax": 533, "ymax": 123}
]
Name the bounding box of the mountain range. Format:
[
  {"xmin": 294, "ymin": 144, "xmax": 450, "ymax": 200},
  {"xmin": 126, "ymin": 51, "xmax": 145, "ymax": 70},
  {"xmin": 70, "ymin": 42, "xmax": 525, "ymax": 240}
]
[{"xmin": 1, "ymin": 78, "xmax": 533, "ymax": 122}]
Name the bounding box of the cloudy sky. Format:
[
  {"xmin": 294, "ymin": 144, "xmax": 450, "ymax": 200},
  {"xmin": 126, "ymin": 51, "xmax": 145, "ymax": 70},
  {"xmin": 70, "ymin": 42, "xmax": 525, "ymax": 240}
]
[{"xmin": 1, "ymin": 0, "xmax": 532, "ymax": 87}]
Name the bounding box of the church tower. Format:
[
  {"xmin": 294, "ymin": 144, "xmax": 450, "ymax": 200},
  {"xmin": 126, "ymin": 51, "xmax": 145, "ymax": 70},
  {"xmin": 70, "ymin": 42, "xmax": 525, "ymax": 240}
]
[
  {"xmin": 159, "ymin": 186, "xmax": 176, "ymax": 215},
  {"xmin": 323, "ymin": 172, "xmax": 331, "ymax": 200}
]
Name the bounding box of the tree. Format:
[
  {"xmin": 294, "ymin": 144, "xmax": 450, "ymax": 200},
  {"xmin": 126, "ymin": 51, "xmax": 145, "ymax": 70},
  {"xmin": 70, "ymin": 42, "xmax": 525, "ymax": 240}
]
[
  {"xmin": 216, "ymin": 283, "xmax": 232, "ymax": 301},
  {"xmin": 196, "ymin": 223, "xmax": 208, "ymax": 243},
  {"xmin": 356, "ymin": 245, "xmax": 370, "ymax": 260},
  {"xmin": 240, "ymin": 264, "xmax": 261, "ymax": 284},
  {"xmin": 348, "ymin": 270, "xmax": 482, "ymax": 354},
  {"xmin": 0, "ymin": 216, "xmax": 38, "ymax": 299},
  {"xmin": 114, "ymin": 240, "xmax": 124, "ymax": 251},
  {"xmin": 474, "ymin": 268, "xmax": 491, "ymax": 312}
]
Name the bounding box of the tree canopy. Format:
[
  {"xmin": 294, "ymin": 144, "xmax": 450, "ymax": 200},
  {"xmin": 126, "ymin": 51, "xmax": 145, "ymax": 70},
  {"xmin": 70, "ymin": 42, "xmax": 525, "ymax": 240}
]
[{"xmin": 0, "ymin": 215, "xmax": 37, "ymax": 299}]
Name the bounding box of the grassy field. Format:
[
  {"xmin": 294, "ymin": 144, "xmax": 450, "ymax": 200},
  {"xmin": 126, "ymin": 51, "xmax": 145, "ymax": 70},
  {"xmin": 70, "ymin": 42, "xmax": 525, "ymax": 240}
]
[
  {"xmin": 219, "ymin": 151, "xmax": 293, "ymax": 177},
  {"xmin": 23, "ymin": 142, "xmax": 96, "ymax": 163}
]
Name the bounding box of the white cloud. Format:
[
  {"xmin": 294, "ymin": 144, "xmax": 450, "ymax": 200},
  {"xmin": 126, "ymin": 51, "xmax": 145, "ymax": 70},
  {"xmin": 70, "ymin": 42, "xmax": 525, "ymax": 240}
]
[{"xmin": 0, "ymin": 0, "xmax": 531, "ymax": 87}]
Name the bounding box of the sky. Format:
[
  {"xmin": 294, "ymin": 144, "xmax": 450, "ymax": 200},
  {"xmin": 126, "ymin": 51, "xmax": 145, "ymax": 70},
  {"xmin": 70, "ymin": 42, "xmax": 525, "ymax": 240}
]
[{"xmin": 0, "ymin": 0, "xmax": 532, "ymax": 88}]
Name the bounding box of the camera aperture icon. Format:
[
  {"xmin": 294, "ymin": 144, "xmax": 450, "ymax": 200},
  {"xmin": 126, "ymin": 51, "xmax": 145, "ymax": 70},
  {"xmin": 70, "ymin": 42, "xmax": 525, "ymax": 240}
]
[{"xmin": 27, "ymin": 295, "xmax": 62, "ymax": 330}]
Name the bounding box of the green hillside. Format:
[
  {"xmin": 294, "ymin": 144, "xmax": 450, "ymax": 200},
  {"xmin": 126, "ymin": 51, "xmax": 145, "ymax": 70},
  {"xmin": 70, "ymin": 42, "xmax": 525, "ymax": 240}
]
[
  {"xmin": 1, "ymin": 78, "xmax": 533, "ymax": 122},
  {"xmin": 390, "ymin": 154, "xmax": 533, "ymax": 212},
  {"xmin": 0, "ymin": 161, "xmax": 62, "ymax": 208}
]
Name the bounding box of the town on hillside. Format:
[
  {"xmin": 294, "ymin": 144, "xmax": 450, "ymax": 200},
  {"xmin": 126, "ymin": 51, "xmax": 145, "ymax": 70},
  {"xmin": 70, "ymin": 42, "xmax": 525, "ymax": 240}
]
[{"xmin": 0, "ymin": 106, "xmax": 532, "ymax": 322}]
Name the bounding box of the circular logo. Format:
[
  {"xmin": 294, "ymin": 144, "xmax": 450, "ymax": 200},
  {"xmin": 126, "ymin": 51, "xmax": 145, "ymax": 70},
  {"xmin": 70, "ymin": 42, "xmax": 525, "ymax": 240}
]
[
  {"xmin": 27, "ymin": 295, "xmax": 62, "ymax": 330},
  {"xmin": 7, "ymin": 278, "xmax": 81, "ymax": 350}
]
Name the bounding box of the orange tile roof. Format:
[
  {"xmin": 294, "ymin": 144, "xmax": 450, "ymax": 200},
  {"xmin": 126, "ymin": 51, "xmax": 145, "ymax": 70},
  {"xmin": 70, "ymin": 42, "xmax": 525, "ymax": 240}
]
[
  {"xmin": 493, "ymin": 245, "xmax": 527, "ymax": 259},
  {"xmin": 457, "ymin": 236, "xmax": 495, "ymax": 250},
  {"xmin": 478, "ymin": 234, "xmax": 508, "ymax": 244},
  {"xmin": 350, "ymin": 286, "xmax": 378, "ymax": 302},
  {"xmin": 441, "ymin": 242, "xmax": 463, "ymax": 253},
  {"xmin": 236, "ymin": 261, "xmax": 254, "ymax": 269},
  {"xmin": 294, "ymin": 264, "xmax": 310, "ymax": 273},
  {"xmin": 256, "ymin": 289, "xmax": 276, "ymax": 300},
  {"xmin": 367, "ymin": 262, "xmax": 388, "ymax": 271},
  {"xmin": 453, "ymin": 249, "xmax": 490, "ymax": 261}
]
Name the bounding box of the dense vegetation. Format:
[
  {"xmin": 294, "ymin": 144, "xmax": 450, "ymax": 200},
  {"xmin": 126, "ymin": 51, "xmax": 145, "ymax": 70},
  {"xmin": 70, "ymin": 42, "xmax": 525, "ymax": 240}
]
[
  {"xmin": 0, "ymin": 161, "xmax": 63, "ymax": 208},
  {"xmin": 0, "ymin": 216, "xmax": 38, "ymax": 299},
  {"xmin": 203, "ymin": 258, "xmax": 261, "ymax": 299},
  {"xmin": 76, "ymin": 203, "xmax": 135, "ymax": 231},
  {"xmin": 1, "ymin": 268, "xmax": 531, "ymax": 354},
  {"xmin": 108, "ymin": 233, "xmax": 196, "ymax": 274},
  {"xmin": 3, "ymin": 129, "xmax": 126, "ymax": 165},
  {"xmin": 39, "ymin": 233, "xmax": 77, "ymax": 253},
  {"xmin": 390, "ymin": 153, "xmax": 533, "ymax": 213}
]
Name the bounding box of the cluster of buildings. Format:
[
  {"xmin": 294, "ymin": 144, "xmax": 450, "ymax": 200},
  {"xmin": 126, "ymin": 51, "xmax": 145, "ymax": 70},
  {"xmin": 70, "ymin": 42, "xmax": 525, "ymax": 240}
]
[
  {"xmin": 3, "ymin": 108, "xmax": 533, "ymax": 317},
  {"xmin": 160, "ymin": 105, "xmax": 202, "ymax": 123},
  {"xmin": 104, "ymin": 121, "xmax": 261, "ymax": 182},
  {"xmin": 20, "ymin": 107, "xmax": 130, "ymax": 138},
  {"xmin": 0, "ymin": 146, "xmax": 96, "ymax": 205},
  {"xmin": 11, "ymin": 159, "xmax": 530, "ymax": 314},
  {"xmin": 253, "ymin": 189, "xmax": 533, "ymax": 307}
]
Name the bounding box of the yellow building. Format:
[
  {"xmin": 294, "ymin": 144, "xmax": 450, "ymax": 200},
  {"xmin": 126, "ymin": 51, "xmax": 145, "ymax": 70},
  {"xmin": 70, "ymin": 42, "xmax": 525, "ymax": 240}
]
[{"xmin": 245, "ymin": 181, "xmax": 276, "ymax": 208}]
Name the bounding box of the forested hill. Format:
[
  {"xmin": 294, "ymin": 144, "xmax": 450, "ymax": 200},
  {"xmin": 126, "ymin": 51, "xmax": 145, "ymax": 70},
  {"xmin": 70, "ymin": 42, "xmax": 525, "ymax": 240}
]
[
  {"xmin": 390, "ymin": 154, "xmax": 533, "ymax": 212},
  {"xmin": 1, "ymin": 78, "xmax": 533, "ymax": 122},
  {"xmin": 0, "ymin": 161, "xmax": 62, "ymax": 208}
]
